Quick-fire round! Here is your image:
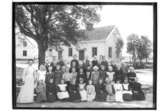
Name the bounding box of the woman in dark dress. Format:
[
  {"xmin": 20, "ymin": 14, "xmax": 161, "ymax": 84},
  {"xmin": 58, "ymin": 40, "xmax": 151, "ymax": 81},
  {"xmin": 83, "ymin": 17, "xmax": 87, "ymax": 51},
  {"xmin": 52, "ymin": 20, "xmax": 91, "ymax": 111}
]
[
  {"xmin": 45, "ymin": 66, "xmax": 57, "ymax": 102},
  {"xmin": 129, "ymin": 79, "xmax": 145, "ymax": 100},
  {"xmin": 99, "ymin": 65, "xmax": 107, "ymax": 82},
  {"xmin": 127, "ymin": 66, "xmax": 137, "ymax": 83},
  {"xmin": 85, "ymin": 66, "xmax": 92, "ymax": 84},
  {"xmin": 70, "ymin": 55, "xmax": 79, "ymax": 72},
  {"xmin": 95, "ymin": 79, "xmax": 107, "ymax": 101},
  {"xmin": 76, "ymin": 68, "xmax": 86, "ymax": 84},
  {"xmin": 54, "ymin": 64, "xmax": 63, "ymax": 86},
  {"xmin": 67, "ymin": 79, "xmax": 81, "ymax": 102},
  {"xmin": 114, "ymin": 64, "xmax": 125, "ymax": 83}
]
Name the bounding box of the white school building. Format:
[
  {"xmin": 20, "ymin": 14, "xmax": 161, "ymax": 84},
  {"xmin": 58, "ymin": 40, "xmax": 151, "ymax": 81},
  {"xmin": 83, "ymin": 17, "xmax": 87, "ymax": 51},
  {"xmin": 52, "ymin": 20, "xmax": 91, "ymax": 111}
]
[{"xmin": 45, "ymin": 25, "xmax": 122, "ymax": 63}]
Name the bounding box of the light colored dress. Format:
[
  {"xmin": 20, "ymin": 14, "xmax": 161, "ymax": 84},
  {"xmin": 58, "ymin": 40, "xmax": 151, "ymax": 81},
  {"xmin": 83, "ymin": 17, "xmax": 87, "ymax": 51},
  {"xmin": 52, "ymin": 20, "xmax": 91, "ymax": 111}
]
[
  {"xmin": 86, "ymin": 85, "xmax": 96, "ymax": 101},
  {"xmin": 63, "ymin": 72, "xmax": 73, "ymax": 82},
  {"xmin": 17, "ymin": 65, "xmax": 35, "ymax": 103},
  {"xmin": 113, "ymin": 83, "xmax": 123, "ymax": 102},
  {"xmin": 106, "ymin": 71, "xmax": 115, "ymax": 81},
  {"xmin": 122, "ymin": 83, "xmax": 132, "ymax": 94},
  {"xmin": 37, "ymin": 70, "xmax": 46, "ymax": 82},
  {"xmin": 57, "ymin": 84, "xmax": 69, "ymax": 99},
  {"xmin": 79, "ymin": 83, "xmax": 87, "ymax": 101}
]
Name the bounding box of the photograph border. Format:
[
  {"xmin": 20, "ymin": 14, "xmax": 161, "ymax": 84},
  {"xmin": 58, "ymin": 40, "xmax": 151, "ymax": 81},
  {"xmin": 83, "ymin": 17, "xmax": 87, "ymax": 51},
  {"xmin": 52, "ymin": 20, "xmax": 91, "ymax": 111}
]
[{"xmin": 12, "ymin": 2, "xmax": 157, "ymax": 110}]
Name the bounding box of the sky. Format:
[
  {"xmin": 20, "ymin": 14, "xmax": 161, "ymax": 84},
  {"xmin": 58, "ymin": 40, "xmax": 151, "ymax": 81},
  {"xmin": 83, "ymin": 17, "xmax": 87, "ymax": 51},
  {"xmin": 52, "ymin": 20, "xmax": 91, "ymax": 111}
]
[{"xmin": 94, "ymin": 5, "xmax": 153, "ymax": 56}]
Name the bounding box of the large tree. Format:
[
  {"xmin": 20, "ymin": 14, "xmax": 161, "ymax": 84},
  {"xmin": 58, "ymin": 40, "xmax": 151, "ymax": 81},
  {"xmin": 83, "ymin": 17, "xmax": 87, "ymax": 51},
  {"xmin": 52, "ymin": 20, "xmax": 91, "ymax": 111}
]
[
  {"xmin": 15, "ymin": 4, "xmax": 101, "ymax": 65},
  {"xmin": 138, "ymin": 36, "xmax": 152, "ymax": 64},
  {"xmin": 127, "ymin": 34, "xmax": 140, "ymax": 65},
  {"xmin": 127, "ymin": 34, "xmax": 152, "ymax": 66}
]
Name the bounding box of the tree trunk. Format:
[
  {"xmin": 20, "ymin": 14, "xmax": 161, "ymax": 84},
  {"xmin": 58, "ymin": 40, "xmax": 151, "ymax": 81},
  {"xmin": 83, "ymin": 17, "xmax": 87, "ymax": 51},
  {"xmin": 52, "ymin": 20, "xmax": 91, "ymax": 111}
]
[{"xmin": 38, "ymin": 42, "xmax": 47, "ymax": 67}]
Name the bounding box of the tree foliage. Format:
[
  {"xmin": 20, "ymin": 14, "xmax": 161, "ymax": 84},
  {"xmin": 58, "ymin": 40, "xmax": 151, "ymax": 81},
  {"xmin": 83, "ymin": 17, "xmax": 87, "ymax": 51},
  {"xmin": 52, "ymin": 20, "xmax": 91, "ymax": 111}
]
[
  {"xmin": 127, "ymin": 34, "xmax": 152, "ymax": 65},
  {"xmin": 15, "ymin": 4, "xmax": 101, "ymax": 64}
]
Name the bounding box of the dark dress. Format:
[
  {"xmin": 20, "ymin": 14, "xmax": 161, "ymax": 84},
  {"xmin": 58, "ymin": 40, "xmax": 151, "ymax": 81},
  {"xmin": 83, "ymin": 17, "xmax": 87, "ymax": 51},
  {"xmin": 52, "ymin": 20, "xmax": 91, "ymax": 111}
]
[
  {"xmin": 122, "ymin": 84, "xmax": 133, "ymax": 101},
  {"xmin": 35, "ymin": 82, "xmax": 47, "ymax": 102},
  {"xmin": 92, "ymin": 60, "xmax": 99, "ymax": 67},
  {"xmin": 129, "ymin": 82, "xmax": 145, "ymax": 100},
  {"xmin": 45, "ymin": 63, "xmax": 53, "ymax": 72},
  {"xmin": 127, "ymin": 72, "xmax": 136, "ymax": 82},
  {"xmin": 85, "ymin": 71, "xmax": 91, "ymax": 84},
  {"xmin": 114, "ymin": 69, "xmax": 125, "ymax": 83},
  {"xmin": 70, "ymin": 59, "xmax": 79, "ymax": 72},
  {"xmin": 95, "ymin": 83, "xmax": 107, "ymax": 101},
  {"xmin": 99, "ymin": 70, "xmax": 107, "ymax": 82},
  {"xmin": 54, "ymin": 70, "xmax": 63, "ymax": 85},
  {"xmin": 67, "ymin": 83, "xmax": 81, "ymax": 102},
  {"xmin": 45, "ymin": 72, "xmax": 57, "ymax": 102},
  {"xmin": 100, "ymin": 61, "xmax": 108, "ymax": 69},
  {"xmin": 76, "ymin": 73, "xmax": 86, "ymax": 84}
]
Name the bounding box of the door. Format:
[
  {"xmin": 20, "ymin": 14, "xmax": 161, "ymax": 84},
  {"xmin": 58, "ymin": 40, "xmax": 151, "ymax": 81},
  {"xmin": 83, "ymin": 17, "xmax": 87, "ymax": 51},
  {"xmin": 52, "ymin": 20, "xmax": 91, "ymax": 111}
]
[{"xmin": 79, "ymin": 50, "xmax": 85, "ymax": 60}]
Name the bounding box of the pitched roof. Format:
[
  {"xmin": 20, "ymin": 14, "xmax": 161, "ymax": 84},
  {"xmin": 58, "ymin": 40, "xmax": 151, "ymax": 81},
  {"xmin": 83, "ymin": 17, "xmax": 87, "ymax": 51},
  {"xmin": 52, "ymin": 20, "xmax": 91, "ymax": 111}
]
[{"xmin": 78, "ymin": 25, "xmax": 115, "ymax": 41}]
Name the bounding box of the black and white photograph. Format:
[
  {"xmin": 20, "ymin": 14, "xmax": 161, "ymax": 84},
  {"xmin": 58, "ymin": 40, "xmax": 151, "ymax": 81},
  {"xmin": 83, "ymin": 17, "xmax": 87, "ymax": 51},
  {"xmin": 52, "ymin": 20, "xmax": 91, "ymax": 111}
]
[{"xmin": 13, "ymin": 2, "xmax": 157, "ymax": 109}]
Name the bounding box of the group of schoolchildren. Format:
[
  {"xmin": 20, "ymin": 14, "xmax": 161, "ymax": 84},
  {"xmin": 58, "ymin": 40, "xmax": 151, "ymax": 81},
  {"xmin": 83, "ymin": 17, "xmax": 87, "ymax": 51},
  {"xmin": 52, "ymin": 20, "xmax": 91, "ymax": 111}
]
[{"xmin": 34, "ymin": 56, "xmax": 145, "ymax": 103}]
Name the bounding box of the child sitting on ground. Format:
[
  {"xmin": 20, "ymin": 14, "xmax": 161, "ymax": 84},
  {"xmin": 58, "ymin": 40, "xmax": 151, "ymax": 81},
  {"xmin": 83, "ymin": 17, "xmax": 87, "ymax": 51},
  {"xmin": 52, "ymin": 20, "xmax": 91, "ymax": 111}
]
[
  {"xmin": 78, "ymin": 78, "xmax": 87, "ymax": 102},
  {"xmin": 86, "ymin": 80, "xmax": 96, "ymax": 102},
  {"xmin": 122, "ymin": 78, "xmax": 133, "ymax": 101},
  {"xmin": 57, "ymin": 79, "xmax": 69, "ymax": 101},
  {"xmin": 67, "ymin": 79, "xmax": 81, "ymax": 102},
  {"xmin": 113, "ymin": 80, "xmax": 123, "ymax": 102}
]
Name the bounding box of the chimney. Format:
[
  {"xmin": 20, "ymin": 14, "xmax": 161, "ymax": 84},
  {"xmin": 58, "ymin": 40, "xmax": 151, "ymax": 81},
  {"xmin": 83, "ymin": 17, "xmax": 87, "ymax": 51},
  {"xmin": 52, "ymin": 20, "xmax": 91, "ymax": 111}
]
[{"xmin": 86, "ymin": 23, "xmax": 93, "ymax": 31}]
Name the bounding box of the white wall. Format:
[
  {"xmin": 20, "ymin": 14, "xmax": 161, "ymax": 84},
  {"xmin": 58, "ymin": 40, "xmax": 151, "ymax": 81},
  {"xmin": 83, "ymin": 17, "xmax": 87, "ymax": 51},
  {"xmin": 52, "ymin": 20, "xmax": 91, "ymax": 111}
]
[
  {"xmin": 16, "ymin": 42, "xmax": 38, "ymax": 60},
  {"xmin": 45, "ymin": 28, "xmax": 122, "ymax": 63}
]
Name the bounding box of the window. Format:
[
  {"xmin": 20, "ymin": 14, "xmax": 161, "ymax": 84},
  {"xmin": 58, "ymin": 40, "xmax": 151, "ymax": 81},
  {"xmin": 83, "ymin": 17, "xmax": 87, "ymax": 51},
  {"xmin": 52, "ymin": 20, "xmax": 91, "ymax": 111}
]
[
  {"xmin": 68, "ymin": 48, "xmax": 73, "ymax": 57},
  {"xmin": 108, "ymin": 47, "xmax": 112, "ymax": 58},
  {"xmin": 58, "ymin": 51, "xmax": 62, "ymax": 60},
  {"xmin": 23, "ymin": 40, "xmax": 27, "ymax": 47},
  {"xmin": 23, "ymin": 50, "xmax": 27, "ymax": 56},
  {"xmin": 92, "ymin": 47, "xmax": 97, "ymax": 57}
]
